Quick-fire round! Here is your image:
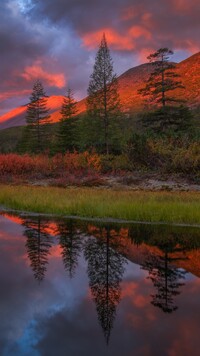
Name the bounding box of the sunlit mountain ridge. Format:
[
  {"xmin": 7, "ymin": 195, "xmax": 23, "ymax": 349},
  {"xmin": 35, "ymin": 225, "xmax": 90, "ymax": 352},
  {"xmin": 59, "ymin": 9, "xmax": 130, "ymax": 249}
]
[{"xmin": 0, "ymin": 52, "xmax": 199, "ymax": 130}]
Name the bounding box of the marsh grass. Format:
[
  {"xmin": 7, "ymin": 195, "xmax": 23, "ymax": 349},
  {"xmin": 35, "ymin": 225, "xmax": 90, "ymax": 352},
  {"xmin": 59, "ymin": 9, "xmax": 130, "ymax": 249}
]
[{"xmin": 0, "ymin": 185, "xmax": 199, "ymax": 224}]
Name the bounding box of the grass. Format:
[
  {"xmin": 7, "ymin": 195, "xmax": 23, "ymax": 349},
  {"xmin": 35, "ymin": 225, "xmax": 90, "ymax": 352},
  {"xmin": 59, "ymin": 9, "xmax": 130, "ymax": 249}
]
[{"xmin": 0, "ymin": 185, "xmax": 199, "ymax": 225}]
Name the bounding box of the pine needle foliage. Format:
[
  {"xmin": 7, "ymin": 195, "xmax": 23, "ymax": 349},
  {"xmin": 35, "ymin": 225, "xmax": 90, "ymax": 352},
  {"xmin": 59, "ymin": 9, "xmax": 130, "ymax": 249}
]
[
  {"xmin": 57, "ymin": 88, "xmax": 78, "ymax": 153},
  {"xmin": 20, "ymin": 80, "xmax": 50, "ymax": 153},
  {"xmin": 87, "ymin": 34, "xmax": 121, "ymax": 154}
]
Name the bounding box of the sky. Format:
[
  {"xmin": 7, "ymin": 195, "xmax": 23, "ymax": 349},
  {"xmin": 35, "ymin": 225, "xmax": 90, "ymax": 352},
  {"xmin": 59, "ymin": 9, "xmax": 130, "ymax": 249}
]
[{"xmin": 0, "ymin": 0, "xmax": 200, "ymax": 115}]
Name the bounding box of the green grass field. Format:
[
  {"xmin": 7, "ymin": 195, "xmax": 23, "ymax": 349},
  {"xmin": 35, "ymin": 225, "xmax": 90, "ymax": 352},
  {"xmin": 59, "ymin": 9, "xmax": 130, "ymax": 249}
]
[{"xmin": 0, "ymin": 185, "xmax": 199, "ymax": 225}]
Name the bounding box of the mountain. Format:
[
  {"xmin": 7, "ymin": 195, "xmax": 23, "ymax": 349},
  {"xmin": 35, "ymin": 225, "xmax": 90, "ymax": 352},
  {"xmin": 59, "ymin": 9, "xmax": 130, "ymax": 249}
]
[{"xmin": 0, "ymin": 52, "xmax": 199, "ymax": 130}]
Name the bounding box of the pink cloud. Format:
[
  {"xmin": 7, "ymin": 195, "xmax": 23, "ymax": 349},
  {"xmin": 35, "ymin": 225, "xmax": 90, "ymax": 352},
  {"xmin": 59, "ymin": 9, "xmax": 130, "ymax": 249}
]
[
  {"xmin": 172, "ymin": 0, "xmax": 200, "ymax": 12},
  {"xmin": 121, "ymin": 6, "xmax": 139, "ymax": 21},
  {"xmin": 82, "ymin": 25, "xmax": 151, "ymax": 51},
  {"xmin": 129, "ymin": 25, "xmax": 151, "ymax": 40},
  {"xmin": 0, "ymin": 89, "xmax": 30, "ymax": 101},
  {"xmin": 82, "ymin": 28, "xmax": 136, "ymax": 50},
  {"xmin": 21, "ymin": 61, "xmax": 66, "ymax": 88}
]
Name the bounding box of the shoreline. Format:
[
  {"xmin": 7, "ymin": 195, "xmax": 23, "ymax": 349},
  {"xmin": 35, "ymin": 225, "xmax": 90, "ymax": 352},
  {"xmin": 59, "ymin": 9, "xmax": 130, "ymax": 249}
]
[
  {"xmin": 0, "ymin": 171, "xmax": 199, "ymax": 192},
  {"xmin": 1, "ymin": 205, "xmax": 200, "ymax": 228}
]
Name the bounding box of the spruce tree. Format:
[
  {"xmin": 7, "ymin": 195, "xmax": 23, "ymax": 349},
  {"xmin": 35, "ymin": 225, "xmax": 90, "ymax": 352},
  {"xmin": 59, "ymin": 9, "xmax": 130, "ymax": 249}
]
[
  {"xmin": 139, "ymin": 48, "xmax": 184, "ymax": 108},
  {"xmin": 87, "ymin": 34, "xmax": 121, "ymax": 154},
  {"xmin": 57, "ymin": 88, "xmax": 77, "ymax": 153},
  {"xmin": 21, "ymin": 80, "xmax": 50, "ymax": 153},
  {"xmin": 141, "ymin": 105, "xmax": 193, "ymax": 133},
  {"xmin": 138, "ymin": 48, "xmax": 190, "ymax": 133}
]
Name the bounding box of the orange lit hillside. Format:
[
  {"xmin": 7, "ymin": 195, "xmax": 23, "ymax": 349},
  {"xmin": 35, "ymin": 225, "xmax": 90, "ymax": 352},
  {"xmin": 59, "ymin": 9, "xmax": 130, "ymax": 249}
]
[
  {"xmin": 0, "ymin": 95, "xmax": 86, "ymax": 130},
  {"xmin": 0, "ymin": 52, "xmax": 199, "ymax": 130}
]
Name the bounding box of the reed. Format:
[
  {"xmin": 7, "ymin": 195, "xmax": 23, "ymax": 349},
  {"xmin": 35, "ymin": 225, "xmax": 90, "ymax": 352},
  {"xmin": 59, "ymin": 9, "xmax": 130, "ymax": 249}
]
[{"xmin": 0, "ymin": 185, "xmax": 199, "ymax": 224}]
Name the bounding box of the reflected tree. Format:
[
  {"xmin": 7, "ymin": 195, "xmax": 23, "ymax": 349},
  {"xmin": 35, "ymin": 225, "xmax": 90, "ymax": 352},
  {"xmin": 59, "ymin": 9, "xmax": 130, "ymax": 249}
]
[
  {"xmin": 57, "ymin": 220, "xmax": 83, "ymax": 278},
  {"xmin": 24, "ymin": 217, "xmax": 52, "ymax": 282},
  {"xmin": 84, "ymin": 227, "xmax": 127, "ymax": 344},
  {"xmin": 142, "ymin": 240, "xmax": 187, "ymax": 313}
]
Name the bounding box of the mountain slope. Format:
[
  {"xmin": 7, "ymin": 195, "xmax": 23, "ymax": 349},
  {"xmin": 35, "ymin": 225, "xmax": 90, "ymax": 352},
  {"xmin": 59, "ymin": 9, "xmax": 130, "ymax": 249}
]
[{"xmin": 0, "ymin": 52, "xmax": 199, "ymax": 130}]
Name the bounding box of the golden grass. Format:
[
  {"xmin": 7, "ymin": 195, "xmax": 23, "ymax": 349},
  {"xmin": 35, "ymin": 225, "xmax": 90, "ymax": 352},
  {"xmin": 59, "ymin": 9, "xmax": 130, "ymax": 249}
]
[{"xmin": 0, "ymin": 185, "xmax": 199, "ymax": 224}]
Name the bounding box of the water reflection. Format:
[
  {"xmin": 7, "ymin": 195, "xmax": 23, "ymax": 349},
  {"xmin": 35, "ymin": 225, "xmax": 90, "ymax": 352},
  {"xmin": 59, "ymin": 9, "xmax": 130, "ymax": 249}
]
[
  {"xmin": 57, "ymin": 220, "xmax": 83, "ymax": 278},
  {"xmin": 142, "ymin": 249, "xmax": 186, "ymax": 313},
  {"xmin": 84, "ymin": 227, "xmax": 127, "ymax": 344},
  {"xmin": 1, "ymin": 211, "xmax": 200, "ymax": 355},
  {"xmin": 23, "ymin": 217, "xmax": 53, "ymax": 282}
]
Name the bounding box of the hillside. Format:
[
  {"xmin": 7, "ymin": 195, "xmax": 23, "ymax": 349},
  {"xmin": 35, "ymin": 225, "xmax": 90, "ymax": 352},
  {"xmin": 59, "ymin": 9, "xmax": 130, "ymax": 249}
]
[
  {"xmin": 118, "ymin": 52, "xmax": 200, "ymax": 112},
  {"xmin": 0, "ymin": 96, "xmax": 86, "ymax": 130},
  {"xmin": 0, "ymin": 52, "xmax": 199, "ymax": 130}
]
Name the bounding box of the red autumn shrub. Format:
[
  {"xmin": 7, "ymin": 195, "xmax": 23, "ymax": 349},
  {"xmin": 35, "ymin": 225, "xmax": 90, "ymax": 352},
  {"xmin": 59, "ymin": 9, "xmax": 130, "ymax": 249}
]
[{"xmin": 0, "ymin": 152, "xmax": 102, "ymax": 180}]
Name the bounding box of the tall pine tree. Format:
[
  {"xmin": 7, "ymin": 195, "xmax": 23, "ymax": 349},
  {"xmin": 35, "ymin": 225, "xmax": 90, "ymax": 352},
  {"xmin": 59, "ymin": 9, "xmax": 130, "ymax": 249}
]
[
  {"xmin": 87, "ymin": 34, "xmax": 121, "ymax": 154},
  {"xmin": 20, "ymin": 80, "xmax": 50, "ymax": 153},
  {"xmin": 57, "ymin": 88, "xmax": 78, "ymax": 153}
]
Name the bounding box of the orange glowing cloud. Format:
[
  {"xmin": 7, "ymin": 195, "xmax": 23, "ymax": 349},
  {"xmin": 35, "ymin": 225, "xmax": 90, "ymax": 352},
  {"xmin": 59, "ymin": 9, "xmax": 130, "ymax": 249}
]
[
  {"xmin": 172, "ymin": 0, "xmax": 199, "ymax": 12},
  {"xmin": 82, "ymin": 28, "xmax": 135, "ymax": 50},
  {"xmin": 0, "ymin": 89, "xmax": 30, "ymax": 101},
  {"xmin": 141, "ymin": 12, "xmax": 153, "ymax": 23},
  {"xmin": 137, "ymin": 48, "xmax": 155, "ymax": 62},
  {"xmin": 21, "ymin": 61, "xmax": 65, "ymax": 88},
  {"xmin": 82, "ymin": 25, "xmax": 151, "ymax": 51},
  {"xmin": 129, "ymin": 25, "xmax": 151, "ymax": 40}
]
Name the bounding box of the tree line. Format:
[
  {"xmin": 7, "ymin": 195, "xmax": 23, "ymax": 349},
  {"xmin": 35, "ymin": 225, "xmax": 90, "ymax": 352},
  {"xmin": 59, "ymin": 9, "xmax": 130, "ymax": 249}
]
[{"xmin": 18, "ymin": 35, "xmax": 197, "ymax": 156}]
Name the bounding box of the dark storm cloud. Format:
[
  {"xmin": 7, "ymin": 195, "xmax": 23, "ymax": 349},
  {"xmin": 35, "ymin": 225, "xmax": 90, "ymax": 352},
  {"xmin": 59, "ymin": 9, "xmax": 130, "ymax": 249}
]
[
  {"xmin": 29, "ymin": 0, "xmax": 200, "ymax": 54},
  {"xmin": 0, "ymin": 2, "xmax": 47, "ymax": 85},
  {"xmin": 0, "ymin": 1, "xmax": 67, "ymax": 114}
]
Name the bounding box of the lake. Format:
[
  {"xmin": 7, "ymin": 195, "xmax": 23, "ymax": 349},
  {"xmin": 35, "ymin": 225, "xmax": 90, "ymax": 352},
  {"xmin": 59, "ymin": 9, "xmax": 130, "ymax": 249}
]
[{"xmin": 0, "ymin": 211, "xmax": 200, "ymax": 356}]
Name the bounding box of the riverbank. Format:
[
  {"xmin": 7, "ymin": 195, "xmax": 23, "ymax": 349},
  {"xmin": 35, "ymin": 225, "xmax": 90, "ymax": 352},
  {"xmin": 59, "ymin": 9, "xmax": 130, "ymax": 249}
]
[{"xmin": 0, "ymin": 185, "xmax": 199, "ymax": 224}]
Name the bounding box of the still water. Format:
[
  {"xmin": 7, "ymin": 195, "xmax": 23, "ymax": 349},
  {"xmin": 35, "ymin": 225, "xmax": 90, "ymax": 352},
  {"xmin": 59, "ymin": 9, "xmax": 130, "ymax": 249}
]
[{"xmin": 0, "ymin": 211, "xmax": 200, "ymax": 356}]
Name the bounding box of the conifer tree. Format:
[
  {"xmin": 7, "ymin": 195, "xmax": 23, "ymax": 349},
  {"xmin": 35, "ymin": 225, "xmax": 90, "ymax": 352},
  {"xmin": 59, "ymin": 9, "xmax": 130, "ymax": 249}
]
[
  {"xmin": 139, "ymin": 48, "xmax": 184, "ymax": 108},
  {"xmin": 141, "ymin": 105, "xmax": 193, "ymax": 133},
  {"xmin": 57, "ymin": 88, "xmax": 77, "ymax": 153},
  {"xmin": 138, "ymin": 48, "xmax": 192, "ymax": 132},
  {"xmin": 87, "ymin": 34, "xmax": 121, "ymax": 154},
  {"xmin": 20, "ymin": 80, "xmax": 50, "ymax": 153}
]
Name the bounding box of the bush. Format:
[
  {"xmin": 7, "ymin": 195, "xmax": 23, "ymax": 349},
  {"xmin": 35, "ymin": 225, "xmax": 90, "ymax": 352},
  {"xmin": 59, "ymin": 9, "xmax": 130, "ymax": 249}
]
[{"xmin": 0, "ymin": 151, "xmax": 101, "ymax": 180}]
